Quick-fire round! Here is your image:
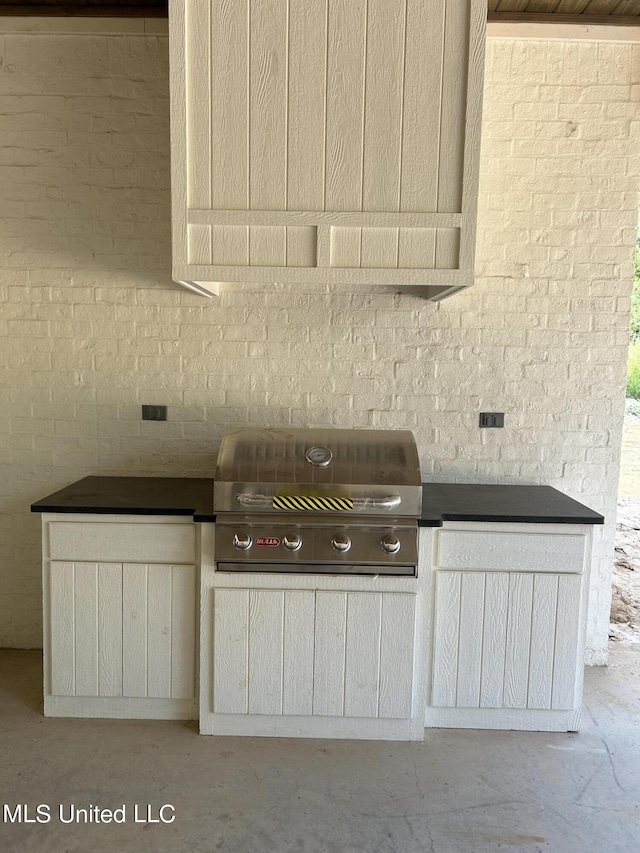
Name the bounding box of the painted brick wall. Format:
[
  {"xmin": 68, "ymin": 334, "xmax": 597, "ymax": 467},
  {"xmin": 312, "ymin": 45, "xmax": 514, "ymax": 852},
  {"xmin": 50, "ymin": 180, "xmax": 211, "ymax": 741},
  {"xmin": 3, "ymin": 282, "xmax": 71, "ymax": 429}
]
[{"xmin": 0, "ymin": 28, "xmax": 638, "ymax": 662}]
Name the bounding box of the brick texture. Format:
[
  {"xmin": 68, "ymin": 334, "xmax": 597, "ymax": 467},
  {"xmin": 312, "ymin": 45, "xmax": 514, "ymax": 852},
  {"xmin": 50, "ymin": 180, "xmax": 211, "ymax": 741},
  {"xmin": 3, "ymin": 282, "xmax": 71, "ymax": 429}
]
[{"xmin": 0, "ymin": 31, "xmax": 638, "ymax": 662}]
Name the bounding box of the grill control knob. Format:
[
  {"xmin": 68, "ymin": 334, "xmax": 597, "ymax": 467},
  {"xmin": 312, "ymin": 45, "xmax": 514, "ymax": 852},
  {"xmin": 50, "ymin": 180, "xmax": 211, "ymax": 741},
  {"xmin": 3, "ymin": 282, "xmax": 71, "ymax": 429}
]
[
  {"xmin": 283, "ymin": 533, "xmax": 302, "ymax": 552},
  {"xmin": 233, "ymin": 532, "xmax": 252, "ymax": 551},
  {"xmin": 331, "ymin": 533, "xmax": 351, "ymax": 553},
  {"xmin": 381, "ymin": 534, "xmax": 401, "ymax": 555}
]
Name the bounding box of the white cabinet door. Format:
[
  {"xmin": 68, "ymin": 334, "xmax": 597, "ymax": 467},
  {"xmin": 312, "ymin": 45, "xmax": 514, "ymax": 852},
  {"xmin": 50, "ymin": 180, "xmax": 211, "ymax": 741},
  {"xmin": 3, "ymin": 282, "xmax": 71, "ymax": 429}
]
[
  {"xmin": 169, "ymin": 0, "xmax": 486, "ymax": 295},
  {"xmin": 48, "ymin": 562, "xmax": 196, "ymax": 701},
  {"xmin": 431, "ymin": 571, "xmax": 582, "ymax": 712},
  {"xmin": 212, "ymin": 588, "xmax": 415, "ymax": 720}
]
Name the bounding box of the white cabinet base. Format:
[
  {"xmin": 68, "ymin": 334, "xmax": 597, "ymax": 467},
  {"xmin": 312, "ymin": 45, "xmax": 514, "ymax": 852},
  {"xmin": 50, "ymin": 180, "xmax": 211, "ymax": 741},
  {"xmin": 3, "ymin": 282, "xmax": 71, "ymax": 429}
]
[
  {"xmin": 424, "ymin": 706, "xmax": 581, "ymax": 733},
  {"xmin": 199, "ymin": 524, "xmax": 428, "ymax": 741},
  {"xmin": 424, "ymin": 523, "xmax": 592, "ymax": 733},
  {"xmin": 42, "ymin": 514, "xmax": 199, "ymax": 721},
  {"xmin": 45, "ymin": 696, "xmax": 197, "ymax": 721},
  {"xmin": 200, "ymin": 713, "xmax": 417, "ymax": 741}
]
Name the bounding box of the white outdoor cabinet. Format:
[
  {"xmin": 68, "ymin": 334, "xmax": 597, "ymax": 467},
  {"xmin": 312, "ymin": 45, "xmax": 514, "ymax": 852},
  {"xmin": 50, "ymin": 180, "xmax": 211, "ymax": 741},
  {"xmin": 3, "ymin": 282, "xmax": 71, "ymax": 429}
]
[
  {"xmin": 199, "ymin": 527, "xmax": 429, "ymax": 740},
  {"xmin": 42, "ymin": 514, "xmax": 198, "ymax": 720},
  {"xmin": 169, "ymin": 0, "xmax": 486, "ymax": 298},
  {"xmin": 423, "ymin": 523, "xmax": 593, "ymax": 732}
]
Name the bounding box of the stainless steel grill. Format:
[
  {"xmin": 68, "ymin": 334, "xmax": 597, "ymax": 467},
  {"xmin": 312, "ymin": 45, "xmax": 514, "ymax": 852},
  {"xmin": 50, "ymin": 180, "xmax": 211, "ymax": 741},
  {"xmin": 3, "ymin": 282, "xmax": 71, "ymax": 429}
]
[{"xmin": 213, "ymin": 428, "xmax": 422, "ymax": 576}]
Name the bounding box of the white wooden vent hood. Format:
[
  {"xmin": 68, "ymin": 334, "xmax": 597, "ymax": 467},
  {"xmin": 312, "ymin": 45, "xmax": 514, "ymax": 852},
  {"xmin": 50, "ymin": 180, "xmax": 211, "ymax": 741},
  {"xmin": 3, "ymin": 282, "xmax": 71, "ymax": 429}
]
[{"xmin": 169, "ymin": 0, "xmax": 486, "ymax": 299}]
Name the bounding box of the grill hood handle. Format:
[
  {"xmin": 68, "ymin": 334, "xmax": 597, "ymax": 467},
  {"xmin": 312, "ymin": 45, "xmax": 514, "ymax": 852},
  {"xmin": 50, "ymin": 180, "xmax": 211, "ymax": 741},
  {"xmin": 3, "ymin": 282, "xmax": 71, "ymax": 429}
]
[{"xmin": 235, "ymin": 492, "xmax": 402, "ymax": 511}]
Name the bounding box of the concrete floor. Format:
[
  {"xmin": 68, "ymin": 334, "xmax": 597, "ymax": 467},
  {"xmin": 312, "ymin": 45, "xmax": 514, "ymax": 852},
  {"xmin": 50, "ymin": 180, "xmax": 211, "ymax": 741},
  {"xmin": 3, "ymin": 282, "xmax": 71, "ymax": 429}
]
[{"xmin": 0, "ymin": 649, "xmax": 639, "ymax": 853}]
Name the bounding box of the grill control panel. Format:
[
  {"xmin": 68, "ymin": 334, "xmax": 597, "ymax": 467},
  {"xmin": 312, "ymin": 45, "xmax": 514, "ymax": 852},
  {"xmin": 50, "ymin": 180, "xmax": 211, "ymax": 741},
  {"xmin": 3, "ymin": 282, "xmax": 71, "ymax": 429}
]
[{"xmin": 218, "ymin": 518, "xmax": 417, "ymax": 573}]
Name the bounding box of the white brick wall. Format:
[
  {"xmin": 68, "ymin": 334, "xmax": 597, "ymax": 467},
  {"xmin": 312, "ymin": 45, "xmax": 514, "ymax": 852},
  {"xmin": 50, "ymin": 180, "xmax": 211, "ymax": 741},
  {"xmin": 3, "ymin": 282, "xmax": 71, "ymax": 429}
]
[{"xmin": 0, "ymin": 28, "xmax": 638, "ymax": 663}]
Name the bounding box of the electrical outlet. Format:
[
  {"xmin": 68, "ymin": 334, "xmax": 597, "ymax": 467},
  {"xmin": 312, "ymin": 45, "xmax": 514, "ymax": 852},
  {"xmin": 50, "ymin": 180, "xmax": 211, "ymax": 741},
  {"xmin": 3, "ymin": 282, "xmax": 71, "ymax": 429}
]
[
  {"xmin": 142, "ymin": 405, "xmax": 167, "ymax": 421},
  {"xmin": 479, "ymin": 412, "xmax": 504, "ymax": 428}
]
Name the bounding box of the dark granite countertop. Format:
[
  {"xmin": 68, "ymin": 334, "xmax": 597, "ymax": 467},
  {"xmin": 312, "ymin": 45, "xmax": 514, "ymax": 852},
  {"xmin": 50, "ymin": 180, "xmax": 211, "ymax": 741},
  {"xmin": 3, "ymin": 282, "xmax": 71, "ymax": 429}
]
[
  {"xmin": 31, "ymin": 476, "xmax": 604, "ymax": 526},
  {"xmin": 419, "ymin": 483, "xmax": 604, "ymax": 526},
  {"xmin": 30, "ymin": 476, "xmax": 215, "ymax": 521}
]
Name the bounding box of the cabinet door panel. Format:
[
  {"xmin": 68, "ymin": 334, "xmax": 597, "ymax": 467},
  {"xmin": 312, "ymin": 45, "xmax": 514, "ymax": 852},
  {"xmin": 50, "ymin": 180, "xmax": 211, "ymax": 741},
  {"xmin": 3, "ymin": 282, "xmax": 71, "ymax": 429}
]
[
  {"xmin": 49, "ymin": 561, "xmax": 196, "ymax": 702},
  {"xmin": 212, "ymin": 588, "xmax": 416, "ymax": 720},
  {"xmin": 432, "ymin": 570, "xmax": 582, "ymax": 714}
]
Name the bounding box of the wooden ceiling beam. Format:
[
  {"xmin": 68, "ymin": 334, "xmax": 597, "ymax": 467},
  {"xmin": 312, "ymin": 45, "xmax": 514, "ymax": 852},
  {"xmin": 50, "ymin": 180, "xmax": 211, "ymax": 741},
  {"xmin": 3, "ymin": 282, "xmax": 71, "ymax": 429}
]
[{"xmin": 488, "ymin": 11, "xmax": 640, "ymax": 25}]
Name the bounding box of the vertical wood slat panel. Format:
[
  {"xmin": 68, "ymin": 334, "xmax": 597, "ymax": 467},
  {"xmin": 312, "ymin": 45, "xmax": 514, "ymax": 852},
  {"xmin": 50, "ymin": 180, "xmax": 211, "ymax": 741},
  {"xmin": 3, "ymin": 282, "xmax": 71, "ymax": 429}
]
[
  {"xmin": 249, "ymin": 226, "xmax": 287, "ymax": 266},
  {"xmin": 98, "ymin": 563, "xmax": 122, "ymax": 698},
  {"xmin": 74, "ymin": 562, "xmax": 98, "ymax": 698},
  {"xmin": 171, "ymin": 565, "xmax": 196, "ymax": 700},
  {"xmin": 210, "ymin": 0, "xmax": 248, "ymax": 210},
  {"xmin": 213, "ymin": 589, "xmax": 249, "ymax": 714},
  {"xmin": 528, "ymin": 574, "xmax": 559, "ymax": 710},
  {"xmin": 212, "ymin": 225, "xmax": 249, "ymax": 266},
  {"xmin": 147, "ymin": 565, "xmax": 172, "ymax": 699},
  {"xmin": 431, "ymin": 572, "xmax": 461, "ymax": 708},
  {"xmin": 503, "ymin": 573, "xmax": 534, "ymax": 709},
  {"xmin": 329, "ymin": 227, "xmax": 360, "ymax": 268},
  {"xmin": 398, "ymin": 229, "xmax": 436, "ymax": 270},
  {"xmin": 122, "ymin": 563, "xmax": 147, "ymax": 698},
  {"xmin": 248, "ymin": 590, "xmax": 284, "ymax": 715},
  {"xmin": 50, "ymin": 562, "xmax": 75, "ymax": 696},
  {"xmin": 456, "ymin": 572, "xmax": 485, "ymax": 708},
  {"xmin": 283, "ymin": 590, "xmax": 315, "ymax": 715},
  {"xmin": 313, "ymin": 591, "xmax": 347, "ymax": 716},
  {"xmin": 362, "ymin": 0, "xmax": 405, "ymax": 213},
  {"xmin": 286, "ymin": 227, "xmax": 317, "ymax": 268},
  {"xmin": 437, "ymin": 0, "xmax": 469, "ymax": 215},
  {"xmin": 378, "ymin": 594, "xmax": 415, "ymax": 719},
  {"xmin": 400, "ymin": 0, "xmax": 445, "ymax": 213},
  {"xmin": 250, "ymin": 0, "xmax": 288, "ymax": 211},
  {"xmin": 287, "ymin": 0, "xmax": 327, "ymax": 211},
  {"xmin": 185, "ymin": 0, "xmax": 211, "ymax": 209},
  {"xmin": 187, "ymin": 223, "xmax": 212, "ymax": 266},
  {"xmin": 325, "ymin": 0, "xmax": 367, "ymax": 211},
  {"xmin": 361, "ymin": 228, "xmax": 399, "ymax": 269},
  {"xmin": 552, "ymin": 574, "xmax": 582, "ymax": 710},
  {"xmin": 480, "ymin": 573, "xmax": 509, "ymax": 708},
  {"xmin": 458, "ymin": 0, "xmax": 487, "ymax": 273},
  {"xmin": 344, "ymin": 593, "xmax": 381, "ymax": 718},
  {"xmin": 435, "ymin": 229, "xmax": 461, "ymax": 271}
]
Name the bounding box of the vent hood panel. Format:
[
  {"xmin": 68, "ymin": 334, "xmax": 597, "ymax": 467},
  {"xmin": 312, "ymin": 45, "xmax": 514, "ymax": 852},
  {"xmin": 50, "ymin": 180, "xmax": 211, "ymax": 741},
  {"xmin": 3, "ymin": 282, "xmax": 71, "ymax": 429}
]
[{"xmin": 169, "ymin": 0, "xmax": 486, "ymax": 300}]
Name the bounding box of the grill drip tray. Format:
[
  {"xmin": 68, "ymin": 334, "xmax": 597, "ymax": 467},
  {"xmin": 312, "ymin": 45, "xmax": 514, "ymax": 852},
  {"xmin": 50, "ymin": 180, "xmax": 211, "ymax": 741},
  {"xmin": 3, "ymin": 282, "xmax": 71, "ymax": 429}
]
[{"xmin": 216, "ymin": 562, "xmax": 417, "ymax": 577}]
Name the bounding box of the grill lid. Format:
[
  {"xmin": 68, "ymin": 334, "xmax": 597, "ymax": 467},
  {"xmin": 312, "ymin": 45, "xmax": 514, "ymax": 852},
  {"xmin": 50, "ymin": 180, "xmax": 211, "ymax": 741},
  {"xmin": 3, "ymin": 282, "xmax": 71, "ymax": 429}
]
[{"xmin": 214, "ymin": 427, "xmax": 422, "ymax": 516}]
